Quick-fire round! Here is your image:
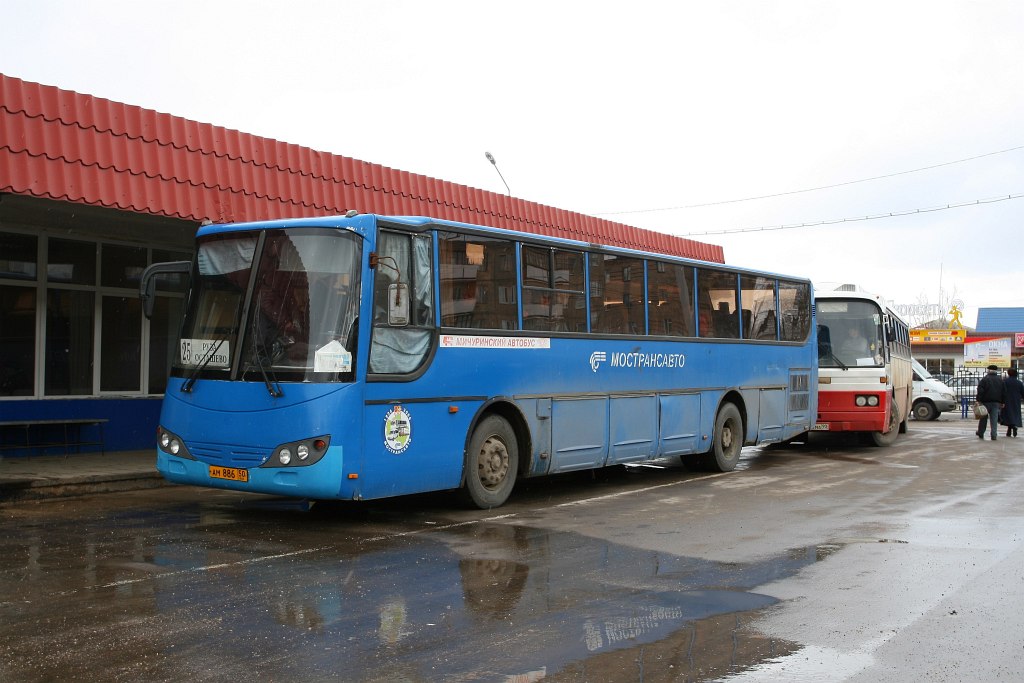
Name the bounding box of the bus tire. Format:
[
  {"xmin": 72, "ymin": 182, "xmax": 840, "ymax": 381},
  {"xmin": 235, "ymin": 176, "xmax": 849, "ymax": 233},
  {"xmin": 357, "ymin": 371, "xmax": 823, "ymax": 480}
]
[
  {"xmin": 692, "ymin": 402, "xmax": 743, "ymax": 471},
  {"xmin": 461, "ymin": 415, "xmax": 519, "ymax": 509},
  {"xmin": 868, "ymin": 401, "xmax": 901, "ymax": 447}
]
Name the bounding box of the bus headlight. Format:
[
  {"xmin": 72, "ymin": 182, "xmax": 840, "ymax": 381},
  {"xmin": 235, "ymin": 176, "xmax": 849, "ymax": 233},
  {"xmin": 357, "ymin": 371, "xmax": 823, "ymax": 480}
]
[
  {"xmin": 263, "ymin": 436, "xmax": 331, "ymax": 468},
  {"xmin": 157, "ymin": 427, "xmax": 194, "ymax": 459},
  {"xmin": 868, "ymin": 396, "xmax": 879, "ymax": 406},
  {"xmin": 855, "ymin": 396, "xmax": 867, "ymax": 407}
]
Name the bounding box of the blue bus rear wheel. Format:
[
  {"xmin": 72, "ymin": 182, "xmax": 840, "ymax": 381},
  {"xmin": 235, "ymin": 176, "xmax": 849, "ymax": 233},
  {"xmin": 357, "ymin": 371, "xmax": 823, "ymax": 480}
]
[
  {"xmin": 709, "ymin": 402, "xmax": 743, "ymax": 471},
  {"xmin": 462, "ymin": 415, "xmax": 519, "ymax": 509}
]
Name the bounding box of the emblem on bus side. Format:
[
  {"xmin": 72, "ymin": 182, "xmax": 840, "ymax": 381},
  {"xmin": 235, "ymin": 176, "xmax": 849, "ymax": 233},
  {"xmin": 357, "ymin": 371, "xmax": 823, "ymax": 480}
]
[{"xmin": 384, "ymin": 405, "xmax": 413, "ymax": 454}]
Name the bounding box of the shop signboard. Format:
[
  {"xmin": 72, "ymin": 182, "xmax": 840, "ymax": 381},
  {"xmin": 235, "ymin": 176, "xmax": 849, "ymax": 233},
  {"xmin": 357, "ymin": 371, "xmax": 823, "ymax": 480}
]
[{"xmin": 964, "ymin": 337, "xmax": 1012, "ymax": 368}]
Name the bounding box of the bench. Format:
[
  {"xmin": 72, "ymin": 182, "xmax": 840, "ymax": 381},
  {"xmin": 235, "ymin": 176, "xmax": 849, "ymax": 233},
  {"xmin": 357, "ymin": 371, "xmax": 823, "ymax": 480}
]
[{"xmin": 0, "ymin": 418, "xmax": 109, "ymax": 457}]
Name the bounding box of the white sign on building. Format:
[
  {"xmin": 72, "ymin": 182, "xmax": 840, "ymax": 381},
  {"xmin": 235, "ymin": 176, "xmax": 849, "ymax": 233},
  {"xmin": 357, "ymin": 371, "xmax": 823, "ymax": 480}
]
[{"xmin": 964, "ymin": 337, "xmax": 1012, "ymax": 368}]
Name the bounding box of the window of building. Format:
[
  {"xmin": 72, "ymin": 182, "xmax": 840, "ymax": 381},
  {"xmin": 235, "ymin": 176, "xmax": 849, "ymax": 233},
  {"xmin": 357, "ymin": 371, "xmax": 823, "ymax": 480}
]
[
  {"xmin": 48, "ymin": 238, "xmax": 96, "ymax": 285},
  {"xmin": 0, "ymin": 285, "xmax": 36, "ymax": 396},
  {"xmin": 101, "ymin": 244, "xmax": 146, "ymax": 289},
  {"xmin": 0, "ymin": 232, "xmax": 37, "ymax": 280},
  {"xmin": 101, "ymin": 295, "xmax": 142, "ymax": 392},
  {"xmin": 45, "ymin": 289, "xmax": 95, "ymax": 395},
  {"xmin": 0, "ymin": 229, "xmax": 191, "ymax": 400}
]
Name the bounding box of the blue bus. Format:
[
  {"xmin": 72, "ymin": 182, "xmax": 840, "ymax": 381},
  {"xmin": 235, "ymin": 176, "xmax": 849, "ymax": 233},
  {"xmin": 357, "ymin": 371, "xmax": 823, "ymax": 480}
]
[{"xmin": 141, "ymin": 214, "xmax": 816, "ymax": 508}]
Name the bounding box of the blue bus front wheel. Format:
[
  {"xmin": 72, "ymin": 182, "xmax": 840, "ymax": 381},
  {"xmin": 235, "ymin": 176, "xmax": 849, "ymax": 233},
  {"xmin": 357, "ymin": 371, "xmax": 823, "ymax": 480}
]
[{"xmin": 462, "ymin": 415, "xmax": 519, "ymax": 509}]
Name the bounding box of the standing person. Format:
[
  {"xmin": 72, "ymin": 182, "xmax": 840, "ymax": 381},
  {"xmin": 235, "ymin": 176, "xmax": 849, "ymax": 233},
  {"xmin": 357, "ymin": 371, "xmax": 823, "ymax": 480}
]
[
  {"xmin": 976, "ymin": 365, "xmax": 1006, "ymax": 440},
  {"xmin": 1001, "ymin": 368, "xmax": 1024, "ymax": 437}
]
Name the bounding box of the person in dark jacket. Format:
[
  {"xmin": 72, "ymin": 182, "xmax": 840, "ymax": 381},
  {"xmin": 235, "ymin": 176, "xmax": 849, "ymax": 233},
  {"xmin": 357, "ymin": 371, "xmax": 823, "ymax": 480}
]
[
  {"xmin": 1001, "ymin": 368, "xmax": 1024, "ymax": 437},
  {"xmin": 976, "ymin": 365, "xmax": 1006, "ymax": 440}
]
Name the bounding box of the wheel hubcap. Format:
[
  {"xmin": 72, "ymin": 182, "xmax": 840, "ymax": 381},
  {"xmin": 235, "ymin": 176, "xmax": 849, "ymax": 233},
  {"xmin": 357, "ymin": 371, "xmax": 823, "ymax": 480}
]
[
  {"xmin": 478, "ymin": 436, "xmax": 509, "ymax": 490},
  {"xmin": 722, "ymin": 423, "xmax": 734, "ymax": 450}
]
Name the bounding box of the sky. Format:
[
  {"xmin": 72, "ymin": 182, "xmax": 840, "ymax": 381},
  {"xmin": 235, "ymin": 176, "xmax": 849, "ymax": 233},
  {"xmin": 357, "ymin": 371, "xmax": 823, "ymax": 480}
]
[{"xmin": 2, "ymin": 0, "xmax": 1022, "ymax": 328}]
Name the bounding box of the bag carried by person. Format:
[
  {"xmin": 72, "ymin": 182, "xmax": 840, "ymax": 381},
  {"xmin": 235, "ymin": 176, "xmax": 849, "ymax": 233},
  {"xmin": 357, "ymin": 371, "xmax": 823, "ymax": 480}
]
[{"xmin": 973, "ymin": 403, "xmax": 988, "ymax": 419}]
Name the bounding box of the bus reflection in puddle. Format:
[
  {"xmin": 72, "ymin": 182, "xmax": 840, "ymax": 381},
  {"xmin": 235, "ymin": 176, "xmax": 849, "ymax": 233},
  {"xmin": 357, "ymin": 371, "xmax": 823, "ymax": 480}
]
[{"xmin": 138, "ymin": 521, "xmax": 821, "ymax": 680}]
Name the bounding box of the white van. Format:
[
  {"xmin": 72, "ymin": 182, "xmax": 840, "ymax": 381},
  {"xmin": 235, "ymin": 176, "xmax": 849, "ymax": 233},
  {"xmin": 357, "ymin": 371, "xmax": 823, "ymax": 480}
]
[{"xmin": 912, "ymin": 359, "xmax": 958, "ymax": 420}]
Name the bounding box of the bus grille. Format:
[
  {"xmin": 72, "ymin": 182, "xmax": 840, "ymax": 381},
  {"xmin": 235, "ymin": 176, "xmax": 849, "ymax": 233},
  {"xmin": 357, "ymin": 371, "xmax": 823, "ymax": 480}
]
[{"xmin": 189, "ymin": 441, "xmax": 271, "ymax": 468}]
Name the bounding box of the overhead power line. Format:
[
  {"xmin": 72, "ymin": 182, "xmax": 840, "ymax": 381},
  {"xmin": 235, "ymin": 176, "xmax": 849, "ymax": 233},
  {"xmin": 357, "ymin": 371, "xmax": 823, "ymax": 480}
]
[
  {"xmin": 595, "ymin": 144, "xmax": 1024, "ymax": 216},
  {"xmin": 678, "ymin": 193, "xmax": 1024, "ymax": 237}
]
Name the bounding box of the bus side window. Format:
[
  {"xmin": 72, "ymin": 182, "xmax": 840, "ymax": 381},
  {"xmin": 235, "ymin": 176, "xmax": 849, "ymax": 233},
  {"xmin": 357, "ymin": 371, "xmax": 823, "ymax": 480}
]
[
  {"xmin": 778, "ymin": 280, "xmax": 811, "ymax": 342},
  {"xmin": 696, "ymin": 268, "xmax": 738, "ymax": 339},
  {"xmin": 369, "ymin": 231, "xmax": 434, "ymax": 375},
  {"xmin": 647, "ymin": 260, "xmax": 694, "ymax": 337}
]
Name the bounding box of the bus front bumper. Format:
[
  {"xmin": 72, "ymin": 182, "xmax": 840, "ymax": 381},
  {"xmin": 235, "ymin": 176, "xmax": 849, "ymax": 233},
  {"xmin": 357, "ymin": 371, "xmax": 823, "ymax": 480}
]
[{"xmin": 157, "ymin": 445, "xmax": 352, "ymax": 500}]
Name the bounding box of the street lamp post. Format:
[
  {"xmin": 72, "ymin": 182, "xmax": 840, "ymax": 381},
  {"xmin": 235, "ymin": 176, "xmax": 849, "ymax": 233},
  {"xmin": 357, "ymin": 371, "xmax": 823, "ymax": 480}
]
[{"xmin": 484, "ymin": 151, "xmax": 511, "ymax": 196}]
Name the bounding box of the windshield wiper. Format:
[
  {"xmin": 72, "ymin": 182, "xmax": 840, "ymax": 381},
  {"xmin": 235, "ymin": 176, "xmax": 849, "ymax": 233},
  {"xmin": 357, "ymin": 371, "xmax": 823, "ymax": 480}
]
[
  {"xmin": 181, "ymin": 337, "xmax": 229, "ymax": 393},
  {"xmin": 823, "ymin": 349, "xmax": 848, "ymax": 370},
  {"xmin": 245, "ymin": 303, "xmax": 284, "ymax": 398}
]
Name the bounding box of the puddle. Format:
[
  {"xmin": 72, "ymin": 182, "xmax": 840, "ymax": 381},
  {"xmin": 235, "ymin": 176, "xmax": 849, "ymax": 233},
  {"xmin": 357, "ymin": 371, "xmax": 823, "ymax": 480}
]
[{"xmin": 0, "ymin": 508, "xmax": 840, "ymax": 681}]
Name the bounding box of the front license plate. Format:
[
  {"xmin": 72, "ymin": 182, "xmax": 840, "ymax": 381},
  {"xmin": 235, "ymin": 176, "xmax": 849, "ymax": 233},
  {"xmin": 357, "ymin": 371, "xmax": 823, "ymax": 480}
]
[
  {"xmin": 811, "ymin": 423, "xmax": 830, "ymax": 431},
  {"xmin": 209, "ymin": 465, "xmax": 249, "ymax": 482}
]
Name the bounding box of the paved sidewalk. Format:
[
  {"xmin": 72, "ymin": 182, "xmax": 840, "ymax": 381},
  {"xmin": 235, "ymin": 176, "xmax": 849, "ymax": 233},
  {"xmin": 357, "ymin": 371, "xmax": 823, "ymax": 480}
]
[{"xmin": 0, "ymin": 449, "xmax": 167, "ymax": 503}]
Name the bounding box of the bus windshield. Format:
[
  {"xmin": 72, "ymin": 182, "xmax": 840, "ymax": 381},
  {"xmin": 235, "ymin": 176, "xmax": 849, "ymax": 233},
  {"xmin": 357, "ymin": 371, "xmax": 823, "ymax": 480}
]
[
  {"xmin": 175, "ymin": 228, "xmax": 362, "ymax": 384},
  {"xmin": 817, "ymin": 299, "xmax": 884, "ymax": 368}
]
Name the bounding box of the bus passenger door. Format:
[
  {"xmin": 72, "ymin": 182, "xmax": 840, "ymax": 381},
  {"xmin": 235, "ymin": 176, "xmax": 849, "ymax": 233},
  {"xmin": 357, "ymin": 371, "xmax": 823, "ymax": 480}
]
[{"xmin": 658, "ymin": 393, "xmax": 701, "ymax": 456}]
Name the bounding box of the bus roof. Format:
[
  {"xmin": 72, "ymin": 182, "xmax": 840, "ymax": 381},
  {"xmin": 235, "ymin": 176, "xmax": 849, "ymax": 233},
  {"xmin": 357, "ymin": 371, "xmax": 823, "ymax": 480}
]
[
  {"xmin": 815, "ymin": 286, "xmax": 908, "ymax": 325},
  {"xmin": 196, "ymin": 213, "xmax": 812, "ymax": 284}
]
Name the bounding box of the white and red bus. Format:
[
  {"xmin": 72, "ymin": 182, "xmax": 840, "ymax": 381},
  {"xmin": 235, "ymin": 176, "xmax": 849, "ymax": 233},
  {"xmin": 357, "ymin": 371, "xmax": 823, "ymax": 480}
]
[{"xmin": 813, "ymin": 286, "xmax": 912, "ymax": 446}]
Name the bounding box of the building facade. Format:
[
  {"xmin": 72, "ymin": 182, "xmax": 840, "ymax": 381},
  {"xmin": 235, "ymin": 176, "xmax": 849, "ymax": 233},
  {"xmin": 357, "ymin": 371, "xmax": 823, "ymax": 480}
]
[{"xmin": 912, "ymin": 307, "xmax": 1024, "ymax": 377}]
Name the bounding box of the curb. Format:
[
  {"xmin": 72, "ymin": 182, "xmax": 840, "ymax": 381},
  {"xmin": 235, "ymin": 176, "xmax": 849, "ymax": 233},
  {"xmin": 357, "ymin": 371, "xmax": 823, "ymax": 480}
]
[{"xmin": 0, "ymin": 473, "xmax": 171, "ymax": 504}]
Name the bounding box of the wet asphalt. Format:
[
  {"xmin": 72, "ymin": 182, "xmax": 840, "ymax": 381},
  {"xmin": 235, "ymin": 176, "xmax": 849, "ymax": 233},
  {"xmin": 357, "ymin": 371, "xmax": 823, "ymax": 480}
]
[{"xmin": 1, "ymin": 416, "xmax": 1022, "ymax": 681}]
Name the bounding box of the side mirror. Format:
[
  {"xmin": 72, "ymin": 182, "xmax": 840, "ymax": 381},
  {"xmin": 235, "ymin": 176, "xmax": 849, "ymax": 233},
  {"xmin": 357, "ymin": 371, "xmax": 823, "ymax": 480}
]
[
  {"xmin": 388, "ymin": 283, "xmax": 409, "ymax": 326},
  {"xmin": 139, "ymin": 261, "xmax": 191, "ymax": 318}
]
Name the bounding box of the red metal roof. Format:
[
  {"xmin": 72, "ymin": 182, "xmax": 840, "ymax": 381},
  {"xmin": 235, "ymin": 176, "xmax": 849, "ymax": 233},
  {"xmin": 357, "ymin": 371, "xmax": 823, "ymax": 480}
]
[{"xmin": 0, "ymin": 73, "xmax": 724, "ymax": 263}]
